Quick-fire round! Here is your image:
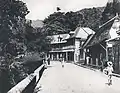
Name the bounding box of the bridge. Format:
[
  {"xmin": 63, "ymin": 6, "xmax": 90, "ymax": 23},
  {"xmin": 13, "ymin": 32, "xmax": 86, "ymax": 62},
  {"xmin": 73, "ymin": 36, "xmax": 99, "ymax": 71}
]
[{"xmin": 8, "ymin": 61, "xmax": 120, "ymax": 93}]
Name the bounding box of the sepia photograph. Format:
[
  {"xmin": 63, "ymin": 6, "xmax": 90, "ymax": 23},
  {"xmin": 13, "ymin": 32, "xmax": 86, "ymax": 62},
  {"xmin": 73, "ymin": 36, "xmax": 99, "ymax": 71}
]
[{"xmin": 0, "ymin": 0, "xmax": 120, "ymax": 93}]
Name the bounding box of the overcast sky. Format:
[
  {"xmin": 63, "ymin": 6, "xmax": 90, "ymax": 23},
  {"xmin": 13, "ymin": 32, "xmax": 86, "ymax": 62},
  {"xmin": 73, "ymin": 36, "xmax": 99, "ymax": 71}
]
[{"xmin": 22, "ymin": 0, "xmax": 108, "ymax": 20}]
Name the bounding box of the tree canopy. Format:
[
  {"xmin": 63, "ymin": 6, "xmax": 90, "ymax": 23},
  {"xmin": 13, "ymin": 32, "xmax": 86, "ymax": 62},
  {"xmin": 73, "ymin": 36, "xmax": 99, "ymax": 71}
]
[
  {"xmin": 0, "ymin": 0, "xmax": 29, "ymax": 92},
  {"xmin": 102, "ymin": 0, "xmax": 120, "ymax": 23},
  {"xmin": 0, "ymin": 0, "xmax": 29, "ymax": 57},
  {"xmin": 43, "ymin": 7, "xmax": 104, "ymax": 35},
  {"xmin": 25, "ymin": 21, "xmax": 51, "ymax": 53}
]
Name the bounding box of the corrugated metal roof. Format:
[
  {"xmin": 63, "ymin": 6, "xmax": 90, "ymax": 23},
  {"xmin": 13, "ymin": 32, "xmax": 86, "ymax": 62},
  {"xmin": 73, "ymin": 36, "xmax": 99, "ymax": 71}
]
[
  {"xmin": 82, "ymin": 34, "xmax": 95, "ymax": 48},
  {"xmin": 83, "ymin": 16, "xmax": 118, "ymax": 48},
  {"xmin": 68, "ymin": 27, "xmax": 95, "ymax": 39}
]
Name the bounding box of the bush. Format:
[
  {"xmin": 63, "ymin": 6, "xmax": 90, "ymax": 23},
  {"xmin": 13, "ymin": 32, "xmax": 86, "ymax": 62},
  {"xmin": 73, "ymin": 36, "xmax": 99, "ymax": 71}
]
[
  {"xmin": 0, "ymin": 52, "xmax": 44, "ymax": 92},
  {"xmin": 21, "ymin": 52, "xmax": 43, "ymax": 74},
  {"xmin": 23, "ymin": 52, "xmax": 41, "ymax": 63}
]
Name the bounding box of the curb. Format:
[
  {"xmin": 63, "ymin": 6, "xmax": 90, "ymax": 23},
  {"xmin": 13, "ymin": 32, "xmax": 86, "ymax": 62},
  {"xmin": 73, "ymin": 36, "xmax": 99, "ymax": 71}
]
[
  {"xmin": 113, "ymin": 73, "xmax": 120, "ymax": 78},
  {"xmin": 74, "ymin": 63, "xmax": 120, "ymax": 78},
  {"xmin": 74, "ymin": 63, "xmax": 97, "ymax": 71}
]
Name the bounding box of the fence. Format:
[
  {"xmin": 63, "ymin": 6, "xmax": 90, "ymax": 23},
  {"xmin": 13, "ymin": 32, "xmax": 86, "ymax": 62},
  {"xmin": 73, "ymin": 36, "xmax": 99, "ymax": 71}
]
[{"xmin": 7, "ymin": 64, "xmax": 45, "ymax": 93}]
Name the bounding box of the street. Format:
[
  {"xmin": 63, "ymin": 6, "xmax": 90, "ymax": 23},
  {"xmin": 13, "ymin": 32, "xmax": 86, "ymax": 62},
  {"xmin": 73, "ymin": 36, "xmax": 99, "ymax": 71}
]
[{"xmin": 35, "ymin": 61, "xmax": 120, "ymax": 93}]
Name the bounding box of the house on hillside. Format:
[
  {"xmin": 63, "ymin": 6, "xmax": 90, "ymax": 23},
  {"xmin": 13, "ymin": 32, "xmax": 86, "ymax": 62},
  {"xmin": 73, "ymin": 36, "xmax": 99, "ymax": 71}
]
[
  {"xmin": 47, "ymin": 27, "xmax": 94, "ymax": 63},
  {"xmin": 82, "ymin": 14, "xmax": 120, "ymax": 72}
]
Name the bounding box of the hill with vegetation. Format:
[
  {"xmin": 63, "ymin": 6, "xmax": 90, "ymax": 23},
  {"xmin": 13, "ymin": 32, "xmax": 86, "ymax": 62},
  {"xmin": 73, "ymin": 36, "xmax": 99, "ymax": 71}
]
[
  {"xmin": 42, "ymin": 0, "xmax": 120, "ymax": 36},
  {"xmin": 42, "ymin": 7, "xmax": 105, "ymax": 35}
]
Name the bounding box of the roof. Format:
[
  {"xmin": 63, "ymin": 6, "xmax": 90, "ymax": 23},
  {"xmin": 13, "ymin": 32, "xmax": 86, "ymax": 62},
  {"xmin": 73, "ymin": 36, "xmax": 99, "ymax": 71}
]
[
  {"xmin": 83, "ymin": 15, "xmax": 118, "ymax": 48},
  {"xmin": 82, "ymin": 34, "xmax": 94, "ymax": 48},
  {"xmin": 48, "ymin": 27, "xmax": 95, "ymax": 44},
  {"xmin": 49, "ymin": 34, "xmax": 70, "ymax": 44},
  {"xmin": 68, "ymin": 27, "xmax": 95, "ymax": 39}
]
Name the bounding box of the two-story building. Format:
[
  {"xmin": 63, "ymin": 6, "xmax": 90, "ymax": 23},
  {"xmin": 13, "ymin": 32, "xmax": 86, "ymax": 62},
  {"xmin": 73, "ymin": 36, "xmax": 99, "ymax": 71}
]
[
  {"xmin": 47, "ymin": 27, "xmax": 94, "ymax": 63},
  {"xmin": 82, "ymin": 14, "xmax": 120, "ymax": 73}
]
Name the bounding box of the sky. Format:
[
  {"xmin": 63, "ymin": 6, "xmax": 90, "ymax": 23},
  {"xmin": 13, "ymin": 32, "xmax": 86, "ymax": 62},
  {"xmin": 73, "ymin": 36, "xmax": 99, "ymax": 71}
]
[{"xmin": 22, "ymin": 0, "xmax": 108, "ymax": 20}]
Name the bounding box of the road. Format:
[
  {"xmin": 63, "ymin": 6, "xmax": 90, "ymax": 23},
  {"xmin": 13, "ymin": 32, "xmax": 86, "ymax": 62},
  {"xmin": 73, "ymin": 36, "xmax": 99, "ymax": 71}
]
[{"xmin": 35, "ymin": 61, "xmax": 120, "ymax": 93}]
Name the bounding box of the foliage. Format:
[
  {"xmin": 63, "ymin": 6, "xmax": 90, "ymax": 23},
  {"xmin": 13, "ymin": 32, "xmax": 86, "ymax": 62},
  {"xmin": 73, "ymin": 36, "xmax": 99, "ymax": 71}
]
[
  {"xmin": 78, "ymin": 7, "xmax": 104, "ymax": 31},
  {"xmin": 22, "ymin": 52, "xmax": 41, "ymax": 63},
  {"xmin": 43, "ymin": 1, "xmax": 120, "ymax": 35},
  {"xmin": 9, "ymin": 62, "xmax": 28, "ymax": 85},
  {"xmin": 22, "ymin": 52, "xmax": 43, "ymax": 73},
  {"xmin": 101, "ymin": 0, "xmax": 120, "ymax": 23},
  {"xmin": 43, "ymin": 7, "xmax": 104, "ymax": 35},
  {"xmin": 0, "ymin": 0, "xmax": 29, "ymax": 57},
  {"xmin": 25, "ymin": 21, "xmax": 51, "ymax": 53},
  {"xmin": 0, "ymin": 0, "xmax": 29, "ymax": 92}
]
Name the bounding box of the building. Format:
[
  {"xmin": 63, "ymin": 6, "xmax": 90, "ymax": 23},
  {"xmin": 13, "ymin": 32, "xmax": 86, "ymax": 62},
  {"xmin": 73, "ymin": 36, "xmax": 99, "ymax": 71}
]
[
  {"xmin": 82, "ymin": 14, "xmax": 120, "ymax": 72},
  {"xmin": 106, "ymin": 15, "xmax": 120, "ymax": 74},
  {"xmin": 47, "ymin": 27, "xmax": 94, "ymax": 63}
]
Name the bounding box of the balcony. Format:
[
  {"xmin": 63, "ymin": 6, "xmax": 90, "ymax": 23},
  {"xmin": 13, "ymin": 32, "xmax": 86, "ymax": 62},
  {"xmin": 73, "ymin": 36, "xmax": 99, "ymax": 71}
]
[
  {"xmin": 52, "ymin": 48, "xmax": 63, "ymax": 51},
  {"xmin": 63, "ymin": 45, "xmax": 75, "ymax": 49},
  {"xmin": 51, "ymin": 45, "xmax": 75, "ymax": 52}
]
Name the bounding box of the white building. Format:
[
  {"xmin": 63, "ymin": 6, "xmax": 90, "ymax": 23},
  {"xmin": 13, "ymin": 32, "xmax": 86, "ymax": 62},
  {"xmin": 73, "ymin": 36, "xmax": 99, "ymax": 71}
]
[{"xmin": 47, "ymin": 27, "xmax": 94, "ymax": 62}]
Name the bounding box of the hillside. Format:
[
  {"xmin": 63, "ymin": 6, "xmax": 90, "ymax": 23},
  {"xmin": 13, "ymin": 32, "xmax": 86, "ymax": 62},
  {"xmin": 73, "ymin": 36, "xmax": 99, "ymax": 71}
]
[
  {"xmin": 77, "ymin": 7, "xmax": 105, "ymax": 31},
  {"xmin": 42, "ymin": 7, "xmax": 105, "ymax": 35},
  {"xmin": 41, "ymin": 0, "xmax": 120, "ymax": 36}
]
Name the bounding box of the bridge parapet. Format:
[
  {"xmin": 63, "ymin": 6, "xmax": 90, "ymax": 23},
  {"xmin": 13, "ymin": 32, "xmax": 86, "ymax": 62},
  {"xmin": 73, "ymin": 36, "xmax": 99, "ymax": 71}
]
[{"xmin": 7, "ymin": 64, "xmax": 45, "ymax": 93}]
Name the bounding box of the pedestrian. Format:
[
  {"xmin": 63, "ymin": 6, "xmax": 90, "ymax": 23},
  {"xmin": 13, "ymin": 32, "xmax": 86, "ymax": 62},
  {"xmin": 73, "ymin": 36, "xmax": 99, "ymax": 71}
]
[
  {"xmin": 86, "ymin": 56, "xmax": 89, "ymax": 65},
  {"xmin": 100, "ymin": 61, "xmax": 104, "ymax": 72},
  {"xmin": 105, "ymin": 61, "xmax": 113, "ymax": 85},
  {"xmin": 61, "ymin": 57, "xmax": 65, "ymax": 68},
  {"xmin": 47, "ymin": 57, "xmax": 50, "ymax": 65},
  {"xmin": 43, "ymin": 58, "xmax": 47, "ymax": 69}
]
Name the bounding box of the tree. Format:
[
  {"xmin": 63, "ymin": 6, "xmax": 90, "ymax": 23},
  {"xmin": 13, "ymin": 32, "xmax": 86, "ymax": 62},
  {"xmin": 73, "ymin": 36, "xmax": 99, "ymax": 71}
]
[
  {"xmin": 101, "ymin": 0, "xmax": 120, "ymax": 23},
  {"xmin": 0, "ymin": 0, "xmax": 29, "ymax": 57},
  {"xmin": 43, "ymin": 7, "xmax": 104, "ymax": 35},
  {"xmin": 0, "ymin": 0, "xmax": 29, "ymax": 92},
  {"xmin": 25, "ymin": 21, "xmax": 51, "ymax": 53},
  {"xmin": 43, "ymin": 12, "xmax": 67, "ymax": 35}
]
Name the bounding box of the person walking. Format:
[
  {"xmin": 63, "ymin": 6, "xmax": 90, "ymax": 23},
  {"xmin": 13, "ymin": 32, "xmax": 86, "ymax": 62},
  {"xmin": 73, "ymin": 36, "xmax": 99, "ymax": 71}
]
[
  {"xmin": 43, "ymin": 58, "xmax": 48, "ymax": 69},
  {"xmin": 59, "ymin": 57, "xmax": 64, "ymax": 68},
  {"xmin": 47, "ymin": 57, "xmax": 50, "ymax": 65},
  {"xmin": 61, "ymin": 57, "xmax": 65, "ymax": 68},
  {"xmin": 86, "ymin": 56, "xmax": 89, "ymax": 65},
  {"xmin": 106, "ymin": 61, "xmax": 113, "ymax": 85}
]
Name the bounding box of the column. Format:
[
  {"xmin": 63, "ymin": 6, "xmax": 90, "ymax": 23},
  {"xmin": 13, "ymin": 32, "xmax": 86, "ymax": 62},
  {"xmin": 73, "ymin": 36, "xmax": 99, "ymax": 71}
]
[
  {"xmin": 83, "ymin": 49, "xmax": 86, "ymax": 60},
  {"xmin": 90, "ymin": 58, "xmax": 93, "ymax": 65},
  {"xmin": 57, "ymin": 53, "xmax": 59, "ymax": 60},
  {"xmin": 96, "ymin": 58, "xmax": 98, "ymax": 67},
  {"xmin": 51, "ymin": 54, "xmax": 53, "ymax": 60},
  {"xmin": 66, "ymin": 52, "xmax": 68, "ymax": 62},
  {"xmin": 48, "ymin": 53, "xmax": 50, "ymax": 58},
  {"xmin": 74, "ymin": 51, "xmax": 77, "ymax": 63}
]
